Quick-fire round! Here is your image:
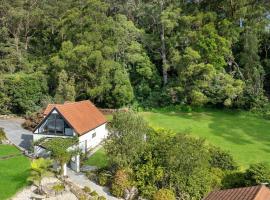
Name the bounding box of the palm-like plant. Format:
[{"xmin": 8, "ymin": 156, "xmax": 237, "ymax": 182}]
[{"xmin": 28, "ymin": 158, "xmax": 53, "ymax": 194}]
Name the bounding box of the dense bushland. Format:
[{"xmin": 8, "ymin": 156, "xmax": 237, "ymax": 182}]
[{"xmin": 0, "ymin": 0, "xmax": 270, "ymax": 114}]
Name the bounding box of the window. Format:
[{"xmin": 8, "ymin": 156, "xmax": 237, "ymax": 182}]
[{"xmin": 92, "ymin": 132, "xmax": 96, "ymax": 138}]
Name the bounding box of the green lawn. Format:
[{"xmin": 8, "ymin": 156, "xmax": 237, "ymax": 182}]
[
  {"xmin": 142, "ymin": 109, "xmax": 270, "ymax": 168},
  {"xmin": 85, "ymin": 147, "xmax": 108, "ymax": 168},
  {"xmin": 0, "ymin": 144, "xmax": 21, "ymax": 157},
  {"xmin": 0, "ymin": 145, "xmax": 30, "ymax": 200}
]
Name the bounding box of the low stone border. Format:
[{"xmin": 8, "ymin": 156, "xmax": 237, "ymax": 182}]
[
  {"xmin": 0, "ymin": 114, "xmax": 18, "ymax": 119},
  {"xmin": 98, "ymin": 108, "xmax": 129, "ymax": 115}
]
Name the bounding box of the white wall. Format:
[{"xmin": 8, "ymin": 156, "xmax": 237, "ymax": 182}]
[
  {"xmin": 34, "ymin": 122, "xmax": 108, "ymax": 154},
  {"xmin": 78, "ymin": 123, "xmax": 108, "ymax": 153}
]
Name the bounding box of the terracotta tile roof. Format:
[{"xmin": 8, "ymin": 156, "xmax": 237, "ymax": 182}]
[
  {"xmin": 43, "ymin": 100, "xmax": 107, "ymax": 136},
  {"xmin": 204, "ymin": 185, "xmax": 270, "ymax": 200},
  {"xmin": 43, "ymin": 104, "xmax": 60, "ymax": 115}
]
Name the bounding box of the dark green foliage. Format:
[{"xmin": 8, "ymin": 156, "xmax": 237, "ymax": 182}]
[
  {"xmin": 244, "ymin": 163, "xmax": 270, "ymax": 186},
  {"xmin": 209, "ymin": 146, "xmax": 238, "ymax": 171},
  {"xmin": 0, "ymin": 73, "xmax": 48, "ymax": 114},
  {"xmin": 222, "ymin": 163, "xmax": 270, "ymax": 189},
  {"xmin": 0, "ymin": 0, "xmax": 270, "ymax": 113},
  {"xmin": 55, "ymin": 70, "xmax": 75, "ymax": 103}
]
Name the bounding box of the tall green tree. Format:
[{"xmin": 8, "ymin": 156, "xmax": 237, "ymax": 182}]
[{"xmin": 55, "ymin": 69, "xmax": 75, "ymax": 103}]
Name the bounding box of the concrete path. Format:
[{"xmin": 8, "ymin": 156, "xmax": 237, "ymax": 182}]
[
  {"xmin": 0, "ymin": 118, "xmax": 33, "ymax": 150},
  {"xmin": 67, "ymin": 168, "xmax": 120, "ymax": 200}
]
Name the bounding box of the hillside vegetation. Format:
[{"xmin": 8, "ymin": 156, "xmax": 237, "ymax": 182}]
[{"xmin": 0, "ymin": 1, "xmax": 270, "ymax": 114}]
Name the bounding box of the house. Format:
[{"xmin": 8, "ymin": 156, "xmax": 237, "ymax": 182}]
[
  {"xmin": 204, "ymin": 185, "xmax": 270, "ymax": 200},
  {"xmin": 33, "ymin": 100, "xmax": 108, "ymax": 174}
]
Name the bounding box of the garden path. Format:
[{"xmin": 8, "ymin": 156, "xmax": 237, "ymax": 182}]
[{"xmin": 67, "ymin": 168, "xmax": 120, "ymax": 200}]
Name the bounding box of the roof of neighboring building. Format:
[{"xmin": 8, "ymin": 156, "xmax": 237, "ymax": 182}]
[
  {"xmin": 204, "ymin": 185, "xmax": 270, "ymax": 200},
  {"xmin": 42, "ymin": 100, "xmax": 107, "ymax": 136}
]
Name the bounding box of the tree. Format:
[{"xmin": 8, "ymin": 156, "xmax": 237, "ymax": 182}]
[
  {"xmin": 55, "ymin": 69, "xmax": 75, "ymax": 103},
  {"xmin": 41, "ymin": 137, "xmax": 78, "ymax": 175},
  {"xmin": 209, "ymin": 146, "xmax": 238, "ymax": 171},
  {"xmin": 104, "ymin": 111, "xmax": 150, "ymax": 167},
  {"xmin": 0, "ymin": 73, "xmax": 48, "ymax": 114},
  {"xmin": 156, "ymin": 133, "xmax": 213, "ymax": 199},
  {"xmin": 28, "ymin": 158, "xmax": 53, "ymax": 194},
  {"xmin": 238, "ymin": 30, "xmax": 266, "ymax": 108}
]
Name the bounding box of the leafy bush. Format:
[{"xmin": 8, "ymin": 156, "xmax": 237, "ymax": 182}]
[
  {"xmin": 78, "ymin": 195, "xmax": 87, "ymax": 200},
  {"xmin": 90, "ymin": 191, "xmax": 99, "ymax": 197},
  {"xmin": 98, "ymin": 196, "xmax": 106, "ymax": 200},
  {"xmin": 83, "ymin": 186, "xmax": 91, "ymax": 194},
  {"xmin": 222, "ymin": 163, "xmax": 270, "ymax": 189},
  {"xmin": 244, "ymin": 163, "xmax": 270, "ymax": 186},
  {"xmin": 86, "ymin": 171, "xmax": 97, "ymax": 181},
  {"xmin": 52, "ymin": 183, "xmax": 65, "ymax": 193},
  {"xmin": 153, "ymin": 189, "xmax": 176, "ymax": 200},
  {"xmin": 0, "ymin": 73, "xmax": 48, "ymax": 114},
  {"xmin": 111, "ymin": 169, "xmax": 131, "ymax": 198},
  {"xmin": 209, "ymin": 146, "xmax": 238, "ymax": 170},
  {"xmin": 98, "ymin": 171, "xmax": 111, "ymax": 186},
  {"xmin": 222, "ymin": 171, "xmax": 247, "ymax": 189},
  {"xmin": 0, "ymin": 128, "xmax": 6, "ymax": 143}
]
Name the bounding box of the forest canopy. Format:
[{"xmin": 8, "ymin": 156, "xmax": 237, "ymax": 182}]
[{"xmin": 0, "ymin": 0, "xmax": 270, "ymax": 114}]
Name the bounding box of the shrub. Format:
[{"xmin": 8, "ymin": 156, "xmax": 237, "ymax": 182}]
[
  {"xmin": 98, "ymin": 196, "xmax": 106, "ymax": 200},
  {"xmin": 86, "ymin": 171, "xmax": 97, "ymax": 181},
  {"xmin": 78, "ymin": 195, "xmax": 87, "ymax": 200},
  {"xmin": 153, "ymin": 189, "xmax": 176, "ymax": 200},
  {"xmin": 90, "ymin": 191, "xmax": 99, "ymax": 197},
  {"xmin": 209, "ymin": 146, "xmax": 238, "ymax": 170},
  {"xmin": 245, "ymin": 163, "xmax": 270, "ymax": 186},
  {"xmin": 52, "ymin": 183, "xmax": 65, "ymax": 194},
  {"xmin": 111, "ymin": 169, "xmax": 131, "ymax": 197},
  {"xmin": 221, "ymin": 171, "xmax": 246, "ymax": 189},
  {"xmin": 0, "ymin": 73, "xmax": 48, "ymax": 114},
  {"xmin": 83, "ymin": 186, "xmax": 91, "ymax": 194},
  {"xmin": 98, "ymin": 171, "xmax": 111, "ymax": 186},
  {"xmin": 0, "ymin": 128, "xmax": 6, "ymax": 143},
  {"xmin": 22, "ymin": 111, "xmax": 44, "ymax": 131}
]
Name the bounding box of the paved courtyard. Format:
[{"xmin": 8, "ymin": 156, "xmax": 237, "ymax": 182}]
[{"xmin": 0, "ymin": 118, "xmax": 33, "ymax": 150}]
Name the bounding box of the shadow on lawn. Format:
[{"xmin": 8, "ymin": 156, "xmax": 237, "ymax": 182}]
[
  {"xmin": 208, "ymin": 112, "xmax": 270, "ymax": 149},
  {"xmin": 151, "ymin": 110, "xmax": 270, "ymax": 153}
]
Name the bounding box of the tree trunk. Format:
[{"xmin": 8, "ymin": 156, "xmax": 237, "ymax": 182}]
[{"xmin": 160, "ymin": 23, "xmax": 168, "ymax": 85}]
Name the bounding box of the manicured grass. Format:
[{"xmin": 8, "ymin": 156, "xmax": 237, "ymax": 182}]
[
  {"xmin": 141, "ymin": 109, "xmax": 270, "ymax": 168},
  {"xmin": 0, "ymin": 145, "xmax": 30, "ymax": 200},
  {"xmin": 0, "ymin": 144, "xmax": 21, "ymax": 157},
  {"xmin": 85, "ymin": 147, "xmax": 108, "ymax": 168}
]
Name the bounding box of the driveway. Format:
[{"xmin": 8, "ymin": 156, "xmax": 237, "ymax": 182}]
[{"xmin": 0, "ymin": 118, "xmax": 33, "ymax": 150}]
